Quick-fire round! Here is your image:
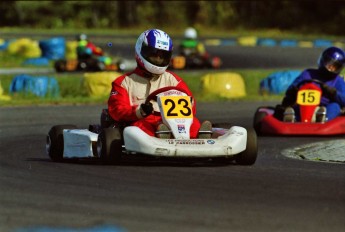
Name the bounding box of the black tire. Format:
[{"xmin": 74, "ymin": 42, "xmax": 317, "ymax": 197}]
[
  {"xmin": 54, "ymin": 59, "xmax": 67, "ymax": 72},
  {"xmin": 46, "ymin": 124, "xmax": 77, "ymax": 161},
  {"xmin": 84, "ymin": 57, "xmax": 103, "ymax": 71},
  {"xmin": 97, "ymin": 127, "xmax": 123, "ymax": 163},
  {"xmin": 95, "ymin": 61, "xmax": 105, "ymax": 71},
  {"xmin": 253, "ymin": 107, "xmax": 268, "ymax": 135},
  {"xmin": 235, "ymin": 127, "xmax": 258, "ymax": 165}
]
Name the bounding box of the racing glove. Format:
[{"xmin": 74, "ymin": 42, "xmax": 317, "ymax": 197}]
[
  {"xmin": 140, "ymin": 102, "xmax": 153, "ymax": 117},
  {"xmin": 282, "ymin": 86, "xmax": 298, "ymax": 107},
  {"xmin": 321, "ymin": 84, "xmax": 337, "ymax": 101}
]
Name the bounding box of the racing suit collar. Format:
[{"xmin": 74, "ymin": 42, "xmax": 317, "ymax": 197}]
[{"xmin": 134, "ymin": 66, "xmax": 161, "ymax": 80}]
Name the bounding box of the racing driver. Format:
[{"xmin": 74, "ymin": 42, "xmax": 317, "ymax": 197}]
[
  {"xmin": 274, "ymin": 46, "xmax": 345, "ymax": 122},
  {"xmin": 107, "ymin": 29, "xmax": 211, "ymax": 139}
]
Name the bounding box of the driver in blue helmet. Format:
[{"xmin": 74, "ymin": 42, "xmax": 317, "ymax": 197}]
[
  {"xmin": 107, "ymin": 29, "xmax": 212, "ymax": 139},
  {"xmin": 274, "ymin": 46, "xmax": 345, "ymax": 122}
]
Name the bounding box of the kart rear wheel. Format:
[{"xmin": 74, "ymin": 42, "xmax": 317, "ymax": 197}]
[
  {"xmin": 235, "ymin": 127, "xmax": 258, "ymax": 165},
  {"xmin": 97, "ymin": 127, "xmax": 123, "ymax": 163},
  {"xmin": 46, "ymin": 124, "xmax": 77, "ymax": 161},
  {"xmin": 95, "ymin": 61, "xmax": 105, "ymax": 71},
  {"xmin": 54, "ymin": 59, "xmax": 67, "ymax": 72}
]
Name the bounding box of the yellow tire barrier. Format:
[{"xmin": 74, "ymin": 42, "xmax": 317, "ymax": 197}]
[
  {"xmin": 201, "ymin": 72, "xmax": 246, "ymax": 99},
  {"xmin": 82, "ymin": 72, "xmax": 122, "ymax": 97}
]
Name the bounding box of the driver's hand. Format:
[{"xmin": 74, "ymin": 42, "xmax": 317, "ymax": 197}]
[
  {"xmin": 282, "ymin": 86, "xmax": 298, "ymax": 107},
  {"xmin": 286, "ymin": 86, "xmax": 298, "ymax": 97},
  {"xmin": 140, "ymin": 102, "xmax": 153, "ymax": 117},
  {"xmin": 321, "ymin": 84, "xmax": 337, "ymax": 101}
]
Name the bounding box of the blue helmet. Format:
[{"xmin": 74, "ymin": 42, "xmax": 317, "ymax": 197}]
[
  {"xmin": 318, "ymin": 46, "xmax": 345, "ymax": 74},
  {"xmin": 135, "ymin": 29, "xmax": 173, "ymax": 75}
]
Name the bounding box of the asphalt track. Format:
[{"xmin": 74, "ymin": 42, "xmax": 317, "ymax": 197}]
[{"xmin": 1, "ymin": 44, "xmax": 344, "ymax": 232}]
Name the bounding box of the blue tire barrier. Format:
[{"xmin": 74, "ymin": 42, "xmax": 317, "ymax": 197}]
[
  {"xmin": 0, "ymin": 40, "xmax": 9, "ymax": 50},
  {"xmin": 313, "ymin": 39, "xmax": 333, "ymax": 48},
  {"xmin": 260, "ymin": 70, "xmax": 301, "ymax": 95},
  {"xmin": 39, "ymin": 37, "xmax": 66, "ymax": 60},
  {"xmin": 9, "ymin": 74, "xmax": 60, "ymax": 98},
  {"xmin": 22, "ymin": 57, "xmax": 50, "ymax": 66},
  {"xmin": 279, "ymin": 39, "xmax": 298, "ymax": 47},
  {"xmin": 221, "ymin": 39, "xmax": 238, "ymax": 46},
  {"xmin": 257, "ymin": 38, "xmax": 277, "ymax": 47}
]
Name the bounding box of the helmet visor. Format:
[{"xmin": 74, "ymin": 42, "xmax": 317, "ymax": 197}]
[
  {"xmin": 141, "ymin": 43, "xmax": 172, "ymax": 67},
  {"xmin": 324, "ymin": 58, "xmax": 344, "ymax": 74}
]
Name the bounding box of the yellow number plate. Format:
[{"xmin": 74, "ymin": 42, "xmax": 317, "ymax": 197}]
[
  {"xmin": 160, "ymin": 96, "xmax": 193, "ymax": 119},
  {"xmin": 296, "ymin": 89, "xmax": 321, "ymax": 106}
]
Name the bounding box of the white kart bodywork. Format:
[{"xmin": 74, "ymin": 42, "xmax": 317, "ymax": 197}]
[
  {"xmin": 63, "ymin": 129, "xmax": 97, "ymax": 158},
  {"xmin": 124, "ymin": 126, "xmax": 247, "ymax": 157},
  {"xmin": 62, "ymin": 126, "xmax": 247, "ymax": 158}
]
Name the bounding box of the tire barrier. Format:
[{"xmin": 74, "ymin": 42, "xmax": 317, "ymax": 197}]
[
  {"xmin": 204, "ymin": 37, "xmax": 345, "ymax": 49},
  {"xmin": 39, "ymin": 37, "xmax": 66, "ymax": 60},
  {"xmin": 6, "ymin": 38, "xmax": 42, "ymax": 58},
  {"xmin": 82, "ymin": 72, "xmax": 122, "ymax": 97},
  {"xmin": 201, "ymin": 72, "xmax": 246, "ymax": 99},
  {"xmin": 259, "ymin": 70, "xmax": 301, "ymax": 95},
  {"xmin": 9, "ymin": 74, "xmax": 60, "ymax": 98},
  {"xmin": 0, "ymin": 80, "xmax": 11, "ymax": 101},
  {"xmin": 22, "ymin": 57, "xmax": 50, "ymax": 66}
]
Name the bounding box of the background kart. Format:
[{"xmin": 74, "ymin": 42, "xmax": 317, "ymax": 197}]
[
  {"xmin": 54, "ymin": 57, "xmax": 123, "ymax": 72},
  {"xmin": 46, "ymin": 87, "xmax": 258, "ymax": 165},
  {"xmin": 170, "ymin": 54, "xmax": 222, "ymax": 70},
  {"xmin": 253, "ymin": 79, "xmax": 345, "ymax": 136}
]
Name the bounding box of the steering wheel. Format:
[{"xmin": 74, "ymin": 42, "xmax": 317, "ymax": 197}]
[
  {"xmin": 144, "ymin": 86, "xmax": 191, "ymax": 115},
  {"xmin": 145, "ymin": 86, "xmax": 190, "ymax": 104},
  {"xmin": 296, "ymin": 78, "xmax": 324, "ymax": 89}
]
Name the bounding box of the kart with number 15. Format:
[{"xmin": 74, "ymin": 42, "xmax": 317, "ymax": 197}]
[{"xmin": 253, "ymin": 79, "xmax": 345, "ymax": 136}]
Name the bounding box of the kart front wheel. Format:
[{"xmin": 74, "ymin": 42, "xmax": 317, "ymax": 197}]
[
  {"xmin": 97, "ymin": 128, "xmax": 123, "ymax": 164},
  {"xmin": 253, "ymin": 107, "xmax": 268, "ymax": 135},
  {"xmin": 46, "ymin": 124, "xmax": 77, "ymax": 161},
  {"xmin": 235, "ymin": 127, "xmax": 258, "ymax": 165}
]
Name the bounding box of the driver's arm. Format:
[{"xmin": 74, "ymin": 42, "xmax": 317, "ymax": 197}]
[
  {"xmin": 332, "ymin": 78, "xmax": 345, "ymax": 106},
  {"xmin": 108, "ymin": 75, "xmax": 141, "ymax": 122},
  {"xmin": 281, "ymin": 70, "xmax": 312, "ymax": 107}
]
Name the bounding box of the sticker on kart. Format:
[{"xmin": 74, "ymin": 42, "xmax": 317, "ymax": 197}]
[{"xmin": 166, "ymin": 139, "xmax": 208, "ymax": 145}]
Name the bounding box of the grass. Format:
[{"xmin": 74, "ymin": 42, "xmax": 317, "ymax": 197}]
[{"xmin": 0, "ymin": 66, "xmax": 285, "ymax": 107}]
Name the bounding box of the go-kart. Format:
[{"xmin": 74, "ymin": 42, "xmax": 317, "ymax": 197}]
[
  {"xmin": 54, "ymin": 57, "xmax": 122, "ymax": 73},
  {"xmin": 253, "ymin": 79, "xmax": 345, "ymax": 136},
  {"xmin": 46, "ymin": 87, "xmax": 257, "ymax": 165},
  {"xmin": 170, "ymin": 53, "xmax": 222, "ymax": 70}
]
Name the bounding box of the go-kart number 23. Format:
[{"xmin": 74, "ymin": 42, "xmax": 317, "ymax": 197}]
[
  {"xmin": 161, "ymin": 96, "xmax": 193, "ymax": 118},
  {"xmin": 297, "ymin": 90, "xmax": 321, "ymax": 105}
]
